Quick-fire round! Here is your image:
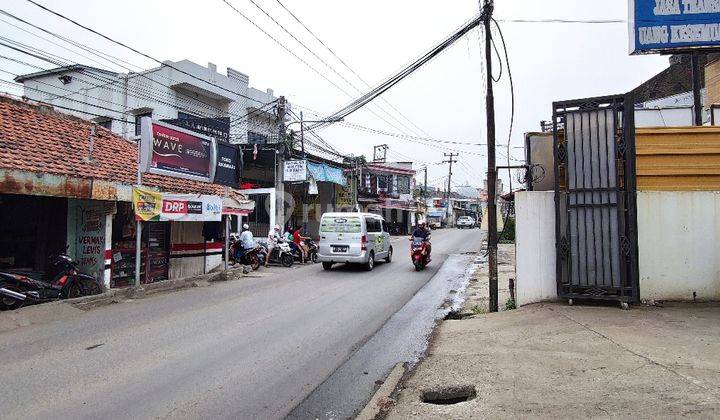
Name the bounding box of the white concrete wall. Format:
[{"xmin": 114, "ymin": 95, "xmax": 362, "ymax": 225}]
[
  {"xmin": 638, "ymin": 191, "xmax": 720, "ymax": 301},
  {"xmin": 515, "ymin": 191, "xmax": 557, "ymax": 306}
]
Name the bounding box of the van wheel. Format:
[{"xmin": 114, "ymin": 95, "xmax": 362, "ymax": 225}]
[
  {"xmin": 385, "ymin": 247, "xmax": 393, "ymax": 263},
  {"xmin": 364, "ymin": 252, "xmax": 375, "ymax": 271},
  {"xmin": 322, "ymin": 262, "xmax": 333, "ymax": 271}
]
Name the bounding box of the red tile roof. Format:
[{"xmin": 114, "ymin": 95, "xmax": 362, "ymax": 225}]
[{"xmin": 0, "ymin": 95, "xmax": 228, "ymax": 196}]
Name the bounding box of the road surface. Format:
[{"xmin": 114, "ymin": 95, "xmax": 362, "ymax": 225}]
[{"xmin": 0, "ymin": 228, "xmax": 482, "ymax": 419}]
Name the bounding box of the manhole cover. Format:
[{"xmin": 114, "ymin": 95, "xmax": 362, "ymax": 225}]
[{"xmin": 421, "ymin": 385, "xmax": 476, "ymax": 405}]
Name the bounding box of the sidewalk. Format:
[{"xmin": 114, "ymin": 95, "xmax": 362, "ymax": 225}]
[{"xmin": 385, "ymin": 250, "xmax": 720, "ymax": 418}]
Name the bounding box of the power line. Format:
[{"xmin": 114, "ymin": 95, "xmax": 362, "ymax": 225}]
[
  {"xmin": 272, "ymin": 0, "xmax": 433, "ymax": 138},
  {"xmin": 24, "ymin": 0, "xmax": 265, "ymax": 104},
  {"xmin": 496, "ymin": 18, "xmax": 625, "ymax": 24},
  {"xmin": 0, "ymin": 22, "xmax": 277, "ymax": 134},
  {"xmin": 308, "ymin": 12, "xmax": 486, "ymax": 130},
  {"xmin": 0, "ymin": 15, "xmax": 271, "ymax": 126},
  {"xmin": 226, "ymin": 0, "xmax": 429, "ymax": 140}
]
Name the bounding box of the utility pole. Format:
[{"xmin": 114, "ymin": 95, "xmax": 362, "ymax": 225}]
[
  {"xmin": 300, "ymin": 110, "xmax": 306, "ymax": 157},
  {"xmin": 691, "ymin": 52, "xmax": 703, "ymax": 126},
  {"xmin": 482, "ymin": 0, "xmax": 499, "ymax": 313},
  {"xmin": 276, "ymin": 96, "xmax": 287, "ymax": 227},
  {"xmin": 423, "ymin": 166, "xmax": 428, "ymax": 198},
  {"xmin": 442, "ymin": 153, "xmax": 457, "ymax": 226}
]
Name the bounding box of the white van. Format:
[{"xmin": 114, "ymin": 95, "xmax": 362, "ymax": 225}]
[{"xmin": 317, "ymin": 212, "xmax": 392, "ymax": 271}]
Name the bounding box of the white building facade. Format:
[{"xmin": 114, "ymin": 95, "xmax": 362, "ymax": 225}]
[{"xmin": 15, "ymin": 60, "xmax": 283, "ymax": 144}]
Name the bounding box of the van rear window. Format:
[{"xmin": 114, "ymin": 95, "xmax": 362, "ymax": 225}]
[{"xmin": 321, "ymin": 217, "xmax": 361, "ymax": 233}]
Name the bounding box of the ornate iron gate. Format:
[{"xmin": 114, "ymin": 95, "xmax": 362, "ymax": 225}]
[{"xmin": 553, "ymin": 94, "xmax": 639, "ymax": 304}]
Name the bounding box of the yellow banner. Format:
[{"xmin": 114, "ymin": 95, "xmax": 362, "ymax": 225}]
[
  {"xmin": 132, "ymin": 187, "xmax": 162, "ymax": 221},
  {"xmin": 335, "ymin": 185, "xmax": 353, "ymax": 207}
]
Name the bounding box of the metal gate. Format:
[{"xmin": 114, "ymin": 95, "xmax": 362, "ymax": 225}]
[{"xmin": 553, "ymin": 94, "xmax": 639, "ymax": 303}]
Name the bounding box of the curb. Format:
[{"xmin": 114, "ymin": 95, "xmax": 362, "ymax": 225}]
[
  {"xmin": 0, "ymin": 266, "xmax": 251, "ymax": 334},
  {"xmin": 356, "ymin": 363, "xmax": 406, "ymax": 420}
]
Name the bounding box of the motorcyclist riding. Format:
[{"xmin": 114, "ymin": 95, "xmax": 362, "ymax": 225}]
[
  {"xmin": 411, "ymin": 220, "xmax": 431, "ymax": 256},
  {"xmin": 238, "ymin": 224, "xmax": 256, "ymax": 259}
]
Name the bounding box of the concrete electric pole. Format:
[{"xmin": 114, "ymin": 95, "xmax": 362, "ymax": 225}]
[
  {"xmin": 482, "ymin": 0, "xmax": 499, "ymax": 313},
  {"xmin": 442, "ymin": 153, "xmax": 457, "ymax": 226}
]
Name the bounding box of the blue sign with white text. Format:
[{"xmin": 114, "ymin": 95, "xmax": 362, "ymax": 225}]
[{"xmin": 630, "ymin": 0, "xmax": 720, "ymax": 54}]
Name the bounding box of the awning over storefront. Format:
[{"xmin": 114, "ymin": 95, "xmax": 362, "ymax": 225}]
[
  {"xmin": 307, "ymin": 162, "xmax": 347, "ymax": 187},
  {"xmin": 222, "ymin": 194, "xmax": 255, "ymax": 215}
]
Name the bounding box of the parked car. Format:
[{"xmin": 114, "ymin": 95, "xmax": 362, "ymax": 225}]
[
  {"xmin": 456, "ymin": 216, "xmax": 476, "ymax": 229},
  {"xmin": 317, "ymin": 212, "xmax": 393, "ymax": 271}
]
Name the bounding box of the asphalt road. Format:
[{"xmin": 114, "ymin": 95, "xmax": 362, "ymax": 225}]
[{"xmin": 0, "ymin": 228, "xmax": 482, "ymax": 419}]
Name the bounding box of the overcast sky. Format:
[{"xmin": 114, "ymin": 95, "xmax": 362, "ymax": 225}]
[{"xmin": 1, "ymin": 0, "xmax": 669, "ymax": 192}]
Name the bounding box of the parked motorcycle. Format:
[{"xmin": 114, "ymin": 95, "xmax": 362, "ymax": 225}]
[
  {"xmin": 0, "ymin": 253, "xmax": 103, "ymax": 310},
  {"xmin": 410, "ymin": 237, "xmax": 431, "ymax": 271}
]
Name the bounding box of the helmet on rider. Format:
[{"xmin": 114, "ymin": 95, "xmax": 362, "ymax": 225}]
[{"xmin": 242, "ymin": 223, "xmax": 250, "ymax": 231}]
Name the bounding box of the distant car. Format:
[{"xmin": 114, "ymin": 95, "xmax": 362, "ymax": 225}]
[
  {"xmin": 427, "ymin": 219, "xmax": 442, "ymax": 230},
  {"xmin": 456, "ymin": 216, "xmax": 476, "ymax": 229}
]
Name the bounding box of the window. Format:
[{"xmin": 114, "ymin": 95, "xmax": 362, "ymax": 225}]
[
  {"xmin": 365, "ymin": 217, "xmax": 381, "ymax": 233},
  {"xmin": 248, "ymin": 131, "xmax": 268, "ymax": 145},
  {"xmin": 134, "ymin": 111, "xmax": 152, "ymax": 136},
  {"xmin": 320, "ymin": 216, "xmax": 361, "ymax": 233},
  {"xmin": 397, "ymin": 176, "xmax": 410, "ymax": 194},
  {"xmin": 97, "ymin": 119, "xmax": 112, "ymax": 130},
  {"xmin": 381, "ymin": 220, "xmax": 388, "ymax": 233},
  {"xmin": 377, "ymin": 175, "xmax": 389, "ymax": 192}
]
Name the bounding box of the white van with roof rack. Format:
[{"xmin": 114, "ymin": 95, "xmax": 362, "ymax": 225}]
[{"xmin": 317, "ymin": 212, "xmax": 392, "ymax": 271}]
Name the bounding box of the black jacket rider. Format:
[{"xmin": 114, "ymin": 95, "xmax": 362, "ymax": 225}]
[{"xmin": 412, "ymin": 226, "xmax": 431, "ymax": 240}]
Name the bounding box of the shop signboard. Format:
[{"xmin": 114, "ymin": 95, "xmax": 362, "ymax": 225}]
[
  {"xmin": 132, "ymin": 187, "xmax": 222, "ymax": 222},
  {"xmin": 335, "ymin": 184, "xmax": 353, "ymax": 207},
  {"xmin": 283, "ymin": 159, "xmax": 308, "ymax": 182},
  {"xmin": 214, "ymin": 141, "xmax": 242, "ymax": 188},
  {"xmin": 71, "ymin": 200, "xmax": 108, "ymax": 281},
  {"xmin": 139, "ymin": 118, "xmax": 217, "ymax": 183},
  {"xmin": 629, "ymin": 0, "xmax": 720, "ymax": 54}
]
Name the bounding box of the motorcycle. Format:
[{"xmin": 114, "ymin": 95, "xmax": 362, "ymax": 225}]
[
  {"xmin": 229, "ymin": 235, "xmax": 262, "ymax": 271},
  {"xmin": 410, "ymin": 237, "xmax": 431, "ymax": 271},
  {"xmin": 0, "ymin": 253, "xmax": 103, "ymax": 310},
  {"xmin": 291, "ymin": 238, "xmax": 318, "ymax": 264},
  {"xmin": 261, "ymin": 240, "xmax": 294, "ymax": 267}
]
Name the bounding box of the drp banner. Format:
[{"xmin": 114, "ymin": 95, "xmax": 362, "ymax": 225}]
[{"xmin": 133, "ymin": 187, "xmax": 222, "ymax": 222}]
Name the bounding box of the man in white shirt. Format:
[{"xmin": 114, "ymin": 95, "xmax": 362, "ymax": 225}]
[
  {"xmin": 265, "ymin": 224, "xmax": 282, "ymax": 266},
  {"xmin": 239, "ymin": 224, "xmax": 256, "ymax": 251}
]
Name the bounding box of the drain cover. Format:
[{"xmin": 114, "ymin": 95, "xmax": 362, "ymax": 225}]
[{"xmin": 421, "ymin": 385, "xmax": 476, "ymax": 405}]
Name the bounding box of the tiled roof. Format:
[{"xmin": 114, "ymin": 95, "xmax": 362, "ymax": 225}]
[
  {"xmin": 631, "ymin": 54, "xmax": 707, "ymax": 104},
  {"xmin": 0, "ymin": 95, "xmax": 227, "ymax": 196}
]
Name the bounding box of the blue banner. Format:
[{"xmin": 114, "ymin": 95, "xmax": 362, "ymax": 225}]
[
  {"xmin": 306, "ymin": 162, "xmax": 347, "ymax": 187},
  {"xmin": 630, "ymin": 0, "xmax": 720, "ymax": 54}
]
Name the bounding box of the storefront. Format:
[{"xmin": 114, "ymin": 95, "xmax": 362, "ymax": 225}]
[{"xmin": 0, "ymin": 194, "xmax": 68, "ymax": 272}]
